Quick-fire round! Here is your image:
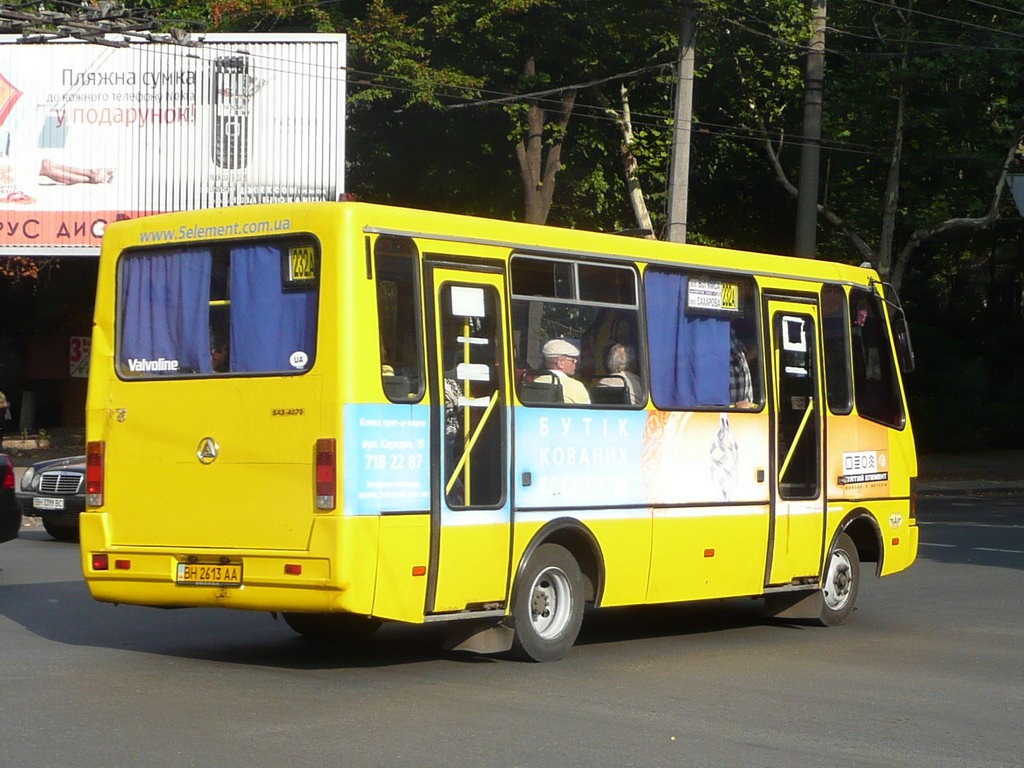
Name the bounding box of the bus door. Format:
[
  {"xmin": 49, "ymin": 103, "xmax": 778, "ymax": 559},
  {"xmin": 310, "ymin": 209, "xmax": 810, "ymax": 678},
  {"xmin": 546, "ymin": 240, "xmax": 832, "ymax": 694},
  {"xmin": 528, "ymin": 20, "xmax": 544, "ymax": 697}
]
[
  {"xmin": 765, "ymin": 299, "xmax": 825, "ymax": 585},
  {"xmin": 424, "ymin": 263, "xmax": 511, "ymax": 614}
]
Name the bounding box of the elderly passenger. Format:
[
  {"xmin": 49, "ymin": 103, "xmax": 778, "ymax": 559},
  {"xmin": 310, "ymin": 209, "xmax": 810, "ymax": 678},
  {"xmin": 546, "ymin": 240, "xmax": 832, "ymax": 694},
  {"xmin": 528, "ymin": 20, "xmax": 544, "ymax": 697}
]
[{"xmin": 541, "ymin": 338, "xmax": 590, "ymax": 404}]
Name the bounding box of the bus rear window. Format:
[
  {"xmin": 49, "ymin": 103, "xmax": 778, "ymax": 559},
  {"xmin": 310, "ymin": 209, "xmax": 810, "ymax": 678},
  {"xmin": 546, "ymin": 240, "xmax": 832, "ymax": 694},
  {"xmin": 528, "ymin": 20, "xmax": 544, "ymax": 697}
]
[{"xmin": 117, "ymin": 238, "xmax": 319, "ymax": 378}]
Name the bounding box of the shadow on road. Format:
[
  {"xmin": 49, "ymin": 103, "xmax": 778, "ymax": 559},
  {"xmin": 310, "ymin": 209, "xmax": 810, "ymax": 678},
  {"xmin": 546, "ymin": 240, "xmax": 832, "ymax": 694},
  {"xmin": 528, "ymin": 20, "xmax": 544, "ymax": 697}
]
[{"xmin": 0, "ymin": 576, "xmax": 800, "ymax": 668}]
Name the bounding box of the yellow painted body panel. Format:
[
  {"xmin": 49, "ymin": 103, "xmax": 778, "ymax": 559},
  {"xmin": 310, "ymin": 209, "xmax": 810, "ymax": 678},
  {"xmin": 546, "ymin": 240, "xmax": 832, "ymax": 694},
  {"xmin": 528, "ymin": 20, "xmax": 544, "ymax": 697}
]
[
  {"xmin": 581, "ymin": 518, "xmax": 653, "ymax": 607},
  {"xmin": 767, "ymin": 500, "xmax": 825, "ymax": 583},
  {"xmin": 824, "ymin": 497, "xmax": 918, "ymax": 576},
  {"xmin": 431, "ymin": 523, "xmax": 510, "ymax": 612},
  {"xmin": 82, "ymin": 201, "xmax": 917, "ymax": 627},
  {"xmin": 373, "ymin": 515, "xmax": 431, "ymax": 622},
  {"xmin": 649, "ymin": 508, "xmax": 769, "ymax": 602}
]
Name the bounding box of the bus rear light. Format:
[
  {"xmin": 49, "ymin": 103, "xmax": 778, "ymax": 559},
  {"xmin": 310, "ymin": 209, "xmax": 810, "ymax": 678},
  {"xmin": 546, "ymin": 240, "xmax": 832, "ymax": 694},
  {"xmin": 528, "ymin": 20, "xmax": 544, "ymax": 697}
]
[
  {"xmin": 315, "ymin": 438, "xmax": 336, "ymax": 511},
  {"xmin": 92, "ymin": 554, "xmax": 109, "ymax": 571},
  {"xmin": 115, "ymin": 559, "xmax": 131, "ymax": 570},
  {"xmin": 284, "ymin": 563, "xmax": 302, "ymax": 575},
  {"xmin": 86, "ymin": 440, "xmax": 105, "ymax": 506}
]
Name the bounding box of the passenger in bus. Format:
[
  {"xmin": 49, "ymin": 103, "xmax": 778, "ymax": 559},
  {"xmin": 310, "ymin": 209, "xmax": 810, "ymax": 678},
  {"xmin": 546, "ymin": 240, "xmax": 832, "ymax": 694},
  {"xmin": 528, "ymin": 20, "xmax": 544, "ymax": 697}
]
[
  {"xmin": 210, "ymin": 335, "xmax": 230, "ymax": 373},
  {"xmin": 729, "ymin": 328, "xmax": 755, "ymax": 408},
  {"xmin": 540, "ymin": 338, "xmax": 591, "ymax": 404},
  {"xmin": 595, "ymin": 343, "xmax": 643, "ymax": 405},
  {"xmin": 579, "ymin": 308, "xmax": 637, "ymax": 381}
]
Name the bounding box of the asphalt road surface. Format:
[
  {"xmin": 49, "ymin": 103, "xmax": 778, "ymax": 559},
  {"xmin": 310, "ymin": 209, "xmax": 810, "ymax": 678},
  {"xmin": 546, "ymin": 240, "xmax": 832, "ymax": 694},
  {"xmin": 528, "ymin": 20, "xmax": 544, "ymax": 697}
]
[{"xmin": 2, "ymin": 494, "xmax": 1022, "ymax": 768}]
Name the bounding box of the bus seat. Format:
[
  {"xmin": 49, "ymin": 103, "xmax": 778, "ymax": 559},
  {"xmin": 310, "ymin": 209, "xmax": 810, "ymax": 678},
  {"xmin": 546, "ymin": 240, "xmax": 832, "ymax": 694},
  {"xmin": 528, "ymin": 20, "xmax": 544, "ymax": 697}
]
[
  {"xmin": 519, "ymin": 370, "xmax": 563, "ymax": 404},
  {"xmin": 590, "ymin": 380, "xmax": 629, "ymax": 405}
]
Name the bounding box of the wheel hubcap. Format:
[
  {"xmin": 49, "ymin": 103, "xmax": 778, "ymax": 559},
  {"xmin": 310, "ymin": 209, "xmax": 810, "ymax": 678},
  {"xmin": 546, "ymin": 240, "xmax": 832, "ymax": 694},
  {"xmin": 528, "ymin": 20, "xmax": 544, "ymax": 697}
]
[
  {"xmin": 823, "ymin": 549, "xmax": 853, "ymax": 610},
  {"xmin": 528, "ymin": 567, "xmax": 571, "ymax": 639}
]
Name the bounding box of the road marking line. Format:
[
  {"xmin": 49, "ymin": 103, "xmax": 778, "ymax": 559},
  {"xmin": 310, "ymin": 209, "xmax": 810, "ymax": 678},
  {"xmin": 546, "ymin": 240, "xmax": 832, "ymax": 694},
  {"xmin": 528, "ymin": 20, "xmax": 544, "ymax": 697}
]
[{"xmin": 921, "ymin": 543, "xmax": 1024, "ymax": 554}]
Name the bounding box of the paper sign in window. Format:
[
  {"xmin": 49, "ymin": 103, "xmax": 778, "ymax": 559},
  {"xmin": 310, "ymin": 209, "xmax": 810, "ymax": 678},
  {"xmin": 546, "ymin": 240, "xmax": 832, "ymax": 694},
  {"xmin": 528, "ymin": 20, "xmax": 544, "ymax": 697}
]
[
  {"xmin": 456, "ymin": 362, "xmax": 490, "ymax": 382},
  {"xmin": 450, "ymin": 286, "xmax": 486, "ymax": 318},
  {"xmin": 782, "ymin": 317, "xmax": 807, "ymax": 352}
]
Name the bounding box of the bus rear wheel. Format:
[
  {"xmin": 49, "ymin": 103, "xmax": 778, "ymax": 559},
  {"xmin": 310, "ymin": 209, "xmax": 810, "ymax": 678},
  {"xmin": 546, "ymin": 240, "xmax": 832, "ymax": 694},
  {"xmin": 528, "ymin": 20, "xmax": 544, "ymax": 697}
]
[
  {"xmin": 817, "ymin": 533, "xmax": 860, "ymax": 626},
  {"xmin": 281, "ymin": 612, "xmax": 382, "ymax": 642},
  {"xmin": 510, "ymin": 543, "xmax": 584, "ymax": 662}
]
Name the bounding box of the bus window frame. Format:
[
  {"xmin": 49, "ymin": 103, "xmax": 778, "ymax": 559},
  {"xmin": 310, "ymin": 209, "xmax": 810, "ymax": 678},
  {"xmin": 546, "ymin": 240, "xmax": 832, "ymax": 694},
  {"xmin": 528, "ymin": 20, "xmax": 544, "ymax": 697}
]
[
  {"xmin": 375, "ymin": 235, "xmax": 427, "ymax": 404},
  {"xmin": 820, "ymin": 283, "xmax": 854, "ymax": 416},
  {"xmin": 510, "ymin": 253, "xmax": 645, "ymax": 409},
  {"xmin": 113, "ymin": 232, "xmax": 323, "ymax": 382},
  {"xmin": 644, "ymin": 266, "xmax": 765, "ymax": 414},
  {"xmin": 434, "ymin": 277, "xmax": 509, "ymax": 512},
  {"xmin": 848, "ymin": 286, "xmax": 907, "ymax": 431}
]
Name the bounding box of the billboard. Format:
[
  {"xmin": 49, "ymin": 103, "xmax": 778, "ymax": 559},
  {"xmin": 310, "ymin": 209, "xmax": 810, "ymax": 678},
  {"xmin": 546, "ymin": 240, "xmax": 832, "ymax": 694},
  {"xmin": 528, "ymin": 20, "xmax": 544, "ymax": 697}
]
[{"xmin": 0, "ymin": 34, "xmax": 345, "ymax": 255}]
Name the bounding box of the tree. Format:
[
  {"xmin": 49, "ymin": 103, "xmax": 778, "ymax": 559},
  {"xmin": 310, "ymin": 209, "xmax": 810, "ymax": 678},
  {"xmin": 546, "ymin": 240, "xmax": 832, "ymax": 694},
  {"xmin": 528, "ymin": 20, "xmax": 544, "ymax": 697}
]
[{"xmin": 751, "ymin": 0, "xmax": 1024, "ymax": 287}]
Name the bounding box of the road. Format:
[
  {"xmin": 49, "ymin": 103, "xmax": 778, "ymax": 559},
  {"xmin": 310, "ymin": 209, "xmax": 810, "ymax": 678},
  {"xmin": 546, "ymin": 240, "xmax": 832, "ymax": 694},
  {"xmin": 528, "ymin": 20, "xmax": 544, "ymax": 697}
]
[{"xmin": 1, "ymin": 495, "xmax": 1022, "ymax": 768}]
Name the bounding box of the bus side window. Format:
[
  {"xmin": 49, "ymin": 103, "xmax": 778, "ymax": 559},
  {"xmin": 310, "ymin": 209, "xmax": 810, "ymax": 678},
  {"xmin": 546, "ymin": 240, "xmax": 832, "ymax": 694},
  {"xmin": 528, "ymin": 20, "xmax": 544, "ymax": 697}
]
[
  {"xmin": 510, "ymin": 256, "xmax": 644, "ymax": 408},
  {"xmin": 645, "ymin": 269, "xmax": 762, "ymax": 410},
  {"xmin": 821, "ymin": 284, "xmax": 853, "ymax": 414},
  {"xmin": 375, "ymin": 236, "xmax": 424, "ymax": 402},
  {"xmin": 849, "ymin": 288, "xmax": 905, "ymax": 428}
]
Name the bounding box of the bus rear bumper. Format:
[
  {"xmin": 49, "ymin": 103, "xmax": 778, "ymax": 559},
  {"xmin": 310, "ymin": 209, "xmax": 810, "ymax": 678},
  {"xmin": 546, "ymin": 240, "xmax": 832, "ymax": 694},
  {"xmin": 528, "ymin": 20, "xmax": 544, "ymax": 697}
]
[{"xmin": 79, "ymin": 511, "xmax": 374, "ymax": 614}]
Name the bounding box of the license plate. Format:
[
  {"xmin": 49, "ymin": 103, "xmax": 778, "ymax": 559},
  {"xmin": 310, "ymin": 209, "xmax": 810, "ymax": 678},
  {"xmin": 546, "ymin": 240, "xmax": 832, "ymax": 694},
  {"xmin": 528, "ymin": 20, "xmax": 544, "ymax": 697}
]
[
  {"xmin": 175, "ymin": 562, "xmax": 242, "ymax": 587},
  {"xmin": 33, "ymin": 497, "xmax": 64, "ymax": 510}
]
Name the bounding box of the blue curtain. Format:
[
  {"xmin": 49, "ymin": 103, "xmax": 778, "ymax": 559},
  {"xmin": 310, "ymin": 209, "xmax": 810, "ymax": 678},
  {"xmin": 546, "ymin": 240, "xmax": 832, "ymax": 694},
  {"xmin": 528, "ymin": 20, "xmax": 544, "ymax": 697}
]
[
  {"xmin": 120, "ymin": 248, "xmax": 212, "ymax": 374},
  {"xmin": 645, "ymin": 271, "xmax": 730, "ymax": 407},
  {"xmin": 230, "ymin": 244, "xmax": 318, "ymax": 372}
]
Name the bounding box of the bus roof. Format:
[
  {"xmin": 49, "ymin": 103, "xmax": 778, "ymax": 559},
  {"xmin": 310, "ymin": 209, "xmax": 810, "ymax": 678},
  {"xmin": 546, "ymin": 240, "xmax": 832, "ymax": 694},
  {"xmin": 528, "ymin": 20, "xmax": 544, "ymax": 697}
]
[{"xmin": 104, "ymin": 201, "xmax": 880, "ymax": 289}]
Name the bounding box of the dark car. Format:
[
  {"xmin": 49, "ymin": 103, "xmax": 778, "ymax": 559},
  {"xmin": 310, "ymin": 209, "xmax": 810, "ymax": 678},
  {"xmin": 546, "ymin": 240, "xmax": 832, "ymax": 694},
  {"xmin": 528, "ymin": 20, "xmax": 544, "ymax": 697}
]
[
  {"xmin": 1, "ymin": 454, "xmax": 22, "ymax": 543},
  {"xmin": 15, "ymin": 455, "xmax": 84, "ymax": 541}
]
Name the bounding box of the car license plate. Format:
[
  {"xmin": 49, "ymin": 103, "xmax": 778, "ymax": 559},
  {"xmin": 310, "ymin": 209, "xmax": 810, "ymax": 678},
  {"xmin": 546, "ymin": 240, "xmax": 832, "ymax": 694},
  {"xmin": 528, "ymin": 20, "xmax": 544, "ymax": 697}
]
[
  {"xmin": 175, "ymin": 562, "xmax": 242, "ymax": 587},
  {"xmin": 33, "ymin": 497, "xmax": 64, "ymax": 510}
]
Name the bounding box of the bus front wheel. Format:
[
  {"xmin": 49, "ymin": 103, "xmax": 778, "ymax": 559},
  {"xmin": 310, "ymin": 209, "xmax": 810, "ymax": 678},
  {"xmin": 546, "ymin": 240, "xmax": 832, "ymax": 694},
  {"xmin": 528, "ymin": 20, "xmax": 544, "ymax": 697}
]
[
  {"xmin": 817, "ymin": 533, "xmax": 860, "ymax": 626},
  {"xmin": 510, "ymin": 543, "xmax": 584, "ymax": 662}
]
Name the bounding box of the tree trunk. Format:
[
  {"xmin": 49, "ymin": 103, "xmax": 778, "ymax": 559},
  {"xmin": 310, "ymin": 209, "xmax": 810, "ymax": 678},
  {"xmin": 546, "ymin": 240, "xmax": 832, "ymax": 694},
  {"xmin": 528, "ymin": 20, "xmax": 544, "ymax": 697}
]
[
  {"xmin": 513, "ymin": 57, "xmax": 576, "ymax": 225},
  {"xmin": 610, "ymin": 83, "xmax": 655, "ymax": 237},
  {"xmin": 876, "ymin": 40, "xmax": 908, "ymax": 281}
]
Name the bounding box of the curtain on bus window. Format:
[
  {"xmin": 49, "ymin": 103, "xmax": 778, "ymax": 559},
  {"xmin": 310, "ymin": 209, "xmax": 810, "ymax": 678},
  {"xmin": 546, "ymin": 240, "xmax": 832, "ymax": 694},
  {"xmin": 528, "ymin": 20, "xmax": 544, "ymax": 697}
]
[
  {"xmin": 645, "ymin": 271, "xmax": 730, "ymax": 407},
  {"xmin": 121, "ymin": 248, "xmax": 213, "ymax": 374},
  {"xmin": 230, "ymin": 244, "xmax": 317, "ymax": 372}
]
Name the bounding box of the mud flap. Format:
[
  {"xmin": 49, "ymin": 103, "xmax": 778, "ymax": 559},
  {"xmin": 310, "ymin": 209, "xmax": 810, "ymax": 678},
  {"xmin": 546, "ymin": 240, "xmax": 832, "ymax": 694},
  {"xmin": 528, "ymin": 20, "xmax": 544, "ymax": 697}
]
[
  {"xmin": 764, "ymin": 589, "xmax": 823, "ymax": 620},
  {"xmin": 443, "ymin": 619, "xmax": 515, "ymax": 654}
]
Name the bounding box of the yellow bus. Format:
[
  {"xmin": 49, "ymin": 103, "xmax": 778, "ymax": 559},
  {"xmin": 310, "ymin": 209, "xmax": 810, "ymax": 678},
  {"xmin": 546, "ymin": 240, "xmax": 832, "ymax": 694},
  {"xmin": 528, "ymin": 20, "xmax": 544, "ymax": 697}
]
[{"xmin": 81, "ymin": 202, "xmax": 918, "ymax": 661}]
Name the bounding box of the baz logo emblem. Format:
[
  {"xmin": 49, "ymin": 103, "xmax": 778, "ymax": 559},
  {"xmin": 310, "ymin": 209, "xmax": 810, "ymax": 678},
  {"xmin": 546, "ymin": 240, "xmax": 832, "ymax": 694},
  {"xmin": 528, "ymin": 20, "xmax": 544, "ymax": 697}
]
[{"xmin": 197, "ymin": 437, "xmax": 220, "ymax": 465}]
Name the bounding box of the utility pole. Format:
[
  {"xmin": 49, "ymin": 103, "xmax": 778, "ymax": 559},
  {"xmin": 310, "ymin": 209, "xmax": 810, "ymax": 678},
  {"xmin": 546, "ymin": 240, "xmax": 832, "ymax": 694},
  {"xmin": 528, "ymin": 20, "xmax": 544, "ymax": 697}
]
[
  {"xmin": 666, "ymin": 1, "xmax": 697, "ymax": 244},
  {"xmin": 794, "ymin": 0, "xmax": 827, "ymax": 258}
]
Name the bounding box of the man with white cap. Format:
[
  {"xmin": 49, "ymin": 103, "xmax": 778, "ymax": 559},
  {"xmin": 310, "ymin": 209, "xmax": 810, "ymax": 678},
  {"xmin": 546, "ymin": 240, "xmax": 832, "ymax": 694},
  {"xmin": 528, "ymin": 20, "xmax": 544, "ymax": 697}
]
[{"xmin": 540, "ymin": 338, "xmax": 591, "ymax": 404}]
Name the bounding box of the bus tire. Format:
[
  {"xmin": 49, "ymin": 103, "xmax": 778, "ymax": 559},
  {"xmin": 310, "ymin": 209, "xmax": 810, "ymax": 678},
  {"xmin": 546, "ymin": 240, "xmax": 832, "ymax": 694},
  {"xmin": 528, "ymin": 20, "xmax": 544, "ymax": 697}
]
[
  {"xmin": 817, "ymin": 533, "xmax": 860, "ymax": 626},
  {"xmin": 281, "ymin": 612, "xmax": 382, "ymax": 642},
  {"xmin": 510, "ymin": 543, "xmax": 584, "ymax": 662}
]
